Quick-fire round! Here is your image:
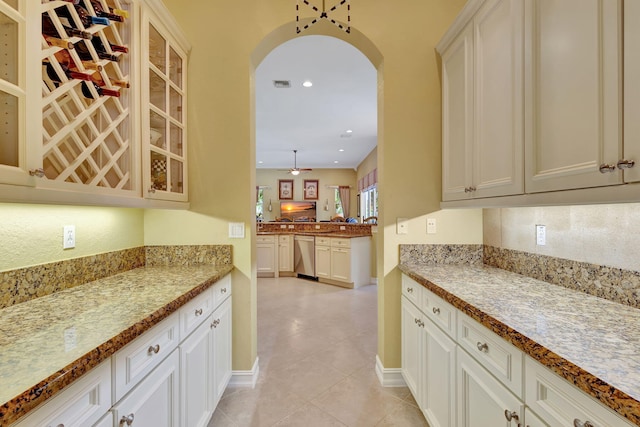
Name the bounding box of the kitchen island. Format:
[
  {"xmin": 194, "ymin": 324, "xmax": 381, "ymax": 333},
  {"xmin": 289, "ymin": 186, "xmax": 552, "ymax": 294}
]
[
  {"xmin": 399, "ymin": 261, "xmax": 640, "ymax": 426},
  {"xmin": 0, "ymin": 264, "xmax": 233, "ymax": 426}
]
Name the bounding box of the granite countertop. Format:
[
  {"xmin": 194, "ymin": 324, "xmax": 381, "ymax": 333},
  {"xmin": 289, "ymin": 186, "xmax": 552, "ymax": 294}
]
[
  {"xmin": 0, "ymin": 264, "xmax": 233, "ymax": 426},
  {"xmin": 399, "ymin": 262, "xmax": 640, "ymax": 426}
]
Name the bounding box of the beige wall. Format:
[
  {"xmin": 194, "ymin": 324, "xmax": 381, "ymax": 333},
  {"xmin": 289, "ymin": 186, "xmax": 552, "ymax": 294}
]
[
  {"xmin": 256, "ymin": 169, "xmax": 357, "ymax": 222},
  {"xmin": 484, "ymin": 204, "xmax": 640, "ymax": 272},
  {"xmin": 153, "ymin": 0, "xmax": 479, "ymax": 372},
  {"xmin": 0, "ymin": 203, "xmax": 144, "ymax": 272}
]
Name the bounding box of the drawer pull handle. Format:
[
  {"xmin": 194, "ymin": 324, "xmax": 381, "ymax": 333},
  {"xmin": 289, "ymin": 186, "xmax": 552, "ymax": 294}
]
[
  {"xmin": 617, "ymin": 159, "xmax": 635, "ymax": 169},
  {"xmin": 29, "ymin": 168, "xmax": 45, "ymax": 178},
  {"xmin": 407, "ymin": 287, "xmax": 413, "ymax": 293},
  {"xmin": 211, "ymin": 319, "xmax": 220, "ymax": 328},
  {"xmin": 147, "ymin": 344, "xmax": 160, "ymax": 355},
  {"xmin": 476, "ymin": 342, "xmax": 489, "ymax": 352},
  {"xmin": 432, "ymin": 307, "xmax": 440, "ymax": 315},
  {"xmin": 574, "ymin": 420, "xmax": 595, "ymax": 427},
  {"xmin": 504, "ymin": 410, "xmax": 519, "ymax": 422},
  {"xmin": 599, "ymin": 163, "xmax": 616, "ymax": 173},
  {"xmin": 195, "ymin": 308, "xmax": 203, "ymax": 316},
  {"xmin": 120, "ymin": 413, "xmax": 135, "ymax": 426},
  {"xmin": 221, "ymin": 288, "xmax": 227, "ymax": 293}
]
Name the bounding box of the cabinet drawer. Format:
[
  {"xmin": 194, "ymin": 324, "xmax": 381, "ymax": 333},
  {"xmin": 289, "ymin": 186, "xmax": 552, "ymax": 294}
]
[
  {"xmin": 212, "ymin": 274, "xmax": 232, "ymax": 308},
  {"xmin": 256, "ymin": 235, "xmax": 275, "ymax": 244},
  {"xmin": 457, "ymin": 311, "xmax": 524, "ymax": 398},
  {"xmin": 14, "ymin": 360, "xmax": 111, "ymax": 427},
  {"xmin": 423, "ymin": 287, "xmax": 457, "ymax": 339},
  {"xmin": 401, "ymin": 274, "xmax": 423, "ymax": 307},
  {"xmin": 525, "ymin": 357, "xmax": 635, "ymax": 427},
  {"xmin": 278, "ymin": 234, "xmax": 291, "ymax": 244},
  {"xmin": 179, "ymin": 287, "xmax": 214, "ymax": 340},
  {"xmin": 113, "ymin": 311, "xmax": 179, "ymax": 401},
  {"xmin": 331, "ymin": 238, "xmax": 351, "ymax": 248},
  {"xmin": 315, "ymin": 236, "xmax": 331, "ymax": 246}
]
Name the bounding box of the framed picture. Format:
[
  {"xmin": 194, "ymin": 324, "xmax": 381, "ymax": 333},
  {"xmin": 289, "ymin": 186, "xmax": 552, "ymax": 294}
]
[
  {"xmin": 303, "ymin": 179, "xmax": 319, "ymax": 200},
  {"xmin": 278, "ymin": 179, "xmax": 294, "ymax": 200}
]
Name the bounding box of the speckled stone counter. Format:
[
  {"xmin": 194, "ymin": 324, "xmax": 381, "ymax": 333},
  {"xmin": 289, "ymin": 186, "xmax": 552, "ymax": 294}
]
[
  {"xmin": 399, "ymin": 262, "xmax": 640, "ymax": 426},
  {"xmin": 0, "ymin": 264, "xmax": 233, "ymax": 426}
]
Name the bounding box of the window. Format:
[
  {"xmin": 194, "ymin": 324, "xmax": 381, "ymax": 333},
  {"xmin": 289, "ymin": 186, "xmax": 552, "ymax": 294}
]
[
  {"xmin": 360, "ymin": 185, "xmax": 378, "ymax": 220},
  {"xmin": 334, "ymin": 189, "xmax": 344, "ymax": 216},
  {"xmin": 256, "ymin": 187, "xmax": 264, "ymax": 220}
]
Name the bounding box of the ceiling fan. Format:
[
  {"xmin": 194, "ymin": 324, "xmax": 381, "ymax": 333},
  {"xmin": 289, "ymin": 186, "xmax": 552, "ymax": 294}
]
[{"xmin": 283, "ymin": 150, "xmax": 312, "ymax": 175}]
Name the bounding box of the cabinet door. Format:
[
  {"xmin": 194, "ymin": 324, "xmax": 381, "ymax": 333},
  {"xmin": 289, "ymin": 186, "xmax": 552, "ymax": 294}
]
[
  {"xmin": 423, "ymin": 319, "xmax": 456, "ymax": 427},
  {"xmin": 93, "ymin": 412, "xmax": 114, "ymax": 427},
  {"xmin": 473, "ymin": 0, "xmax": 524, "ymax": 198},
  {"xmin": 524, "ymin": 0, "xmax": 622, "ymax": 192},
  {"xmin": 113, "ymin": 350, "xmax": 180, "ymax": 427},
  {"xmin": 624, "ymin": 0, "xmax": 640, "ymax": 183},
  {"xmin": 211, "ymin": 297, "xmax": 232, "ymax": 406},
  {"xmin": 278, "ymin": 237, "xmax": 292, "ymax": 272},
  {"xmin": 523, "ymin": 408, "xmax": 547, "ymax": 427},
  {"xmin": 315, "ymin": 245, "xmax": 331, "ymax": 279},
  {"xmin": 457, "ymin": 349, "xmax": 523, "ymax": 427},
  {"xmin": 142, "ymin": 8, "xmax": 188, "ymax": 201},
  {"xmin": 330, "ymin": 247, "xmax": 351, "ymax": 282},
  {"xmin": 180, "ymin": 316, "xmax": 214, "ymax": 427},
  {"xmin": 401, "ymin": 296, "xmax": 424, "ymax": 402},
  {"xmin": 442, "ymin": 22, "xmax": 474, "ymax": 201},
  {"xmin": 257, "ymin": 243, "xmax": 275, "ymax": 274}
]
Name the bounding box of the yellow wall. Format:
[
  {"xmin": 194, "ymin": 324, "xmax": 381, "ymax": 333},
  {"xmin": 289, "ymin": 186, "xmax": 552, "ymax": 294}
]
[
  {"xmin": 0, "ymin": 203, "xmax": 144, "ymax": 272},
  {"xmin": 148, "ymin": 0, "xmax": 480, "ymax": 372},
  {"xmin": 256, "ymin": 168, "xmax": 357, "ymax": 222},
  {"xmin": 356, "ymin": 147, "xmax": 377, "ymax": 183}
]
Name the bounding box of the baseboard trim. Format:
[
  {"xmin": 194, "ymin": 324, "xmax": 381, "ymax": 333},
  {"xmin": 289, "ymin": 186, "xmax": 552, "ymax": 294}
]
[
  {"xmin": 229, "ymin": 356, "xmax": 259, "ymax": 388},
  {"xmin": 370, "ymin": 277, "xmax": 378, "ymax": 285},
  {"xmin": 375, "ymin": 355, "xmax": 406, "ymax": 387}
]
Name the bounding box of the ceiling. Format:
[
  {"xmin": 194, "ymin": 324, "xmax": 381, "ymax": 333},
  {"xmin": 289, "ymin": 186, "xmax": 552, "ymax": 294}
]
[{"xmin": 255, "ymin": 35, "xmax": 377, "ymax": 171}]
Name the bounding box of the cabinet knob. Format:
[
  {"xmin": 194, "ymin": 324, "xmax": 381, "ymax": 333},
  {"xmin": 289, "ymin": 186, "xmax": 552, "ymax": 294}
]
[
  {"xmin": 29, "ymin": 168, "xmax": 45, "ymax": 178},
  {"xmin": 574, "ymin": 419, "xmax": 595, "ymax": 427},
  {"xmin": 504, "ymin": 410, "xmax": 519, "ymax": 422},
  {"xmin": 464, "ymin": 186, "xmax": 477, "ymax": 193},
  {"xmin": 119, "ymin": 413, "xmax": 135, "ymax": 426},
  {"xmin": 147, "ymin": 344, "xmax": 160, "ymax": 355},
  {"xmin": 432, "ymin": 307, "xmax": 441, "ymax": 315},
  {"xmin": 211, "ymin": 319, "xmax": 220, "ymax": 328},
  {"xmin": 476, "ymin": 342, "xmax": 489, "ymax": 352},
  {"xmin": 599, "ymin": 163, "xmax": 616, "ymax": 173},
  {"xmin": 617, "ymin": 159, "xmax": 635, "ymax": 169},
  {"xmin": 407, "ymin": 287, "xmax": 413, "ymax": 293},
  {"xmin": 221, "ymin": 287, "xmax": 227, "ymax": 293},
  {"xmin": 195, "ymin": 308, "xmax": 203, "ymax": 316}
]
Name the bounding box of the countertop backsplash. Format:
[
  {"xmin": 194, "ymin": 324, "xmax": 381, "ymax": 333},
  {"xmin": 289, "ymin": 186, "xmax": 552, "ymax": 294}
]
[
  {"xmin": 400, "ymin": 244, "xmax": 640, "ymax": 309},
  {"xmin": 0, "ymin": 245, "xmax": 232, "ymax": 310}
]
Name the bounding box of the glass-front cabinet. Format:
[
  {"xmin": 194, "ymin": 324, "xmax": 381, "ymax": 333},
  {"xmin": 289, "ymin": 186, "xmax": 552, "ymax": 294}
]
[{"xmin": 143, "ymin": 7, "xmax": 188, "ymax": 201}]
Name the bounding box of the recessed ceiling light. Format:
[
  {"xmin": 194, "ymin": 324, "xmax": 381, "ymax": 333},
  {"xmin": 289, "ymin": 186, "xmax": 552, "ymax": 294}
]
[
  {"xmin": 302, "ymin": 80, "xmax": 313, "ymax": 88},
  {"xmin": 334, "ymin": 160, "xmax": 339, "ymax": 164},
  {"xmin": 345, "ymin": 129, "xmax": 353, "ymax": 133},
  {"xmin": 339, "ymin": 149, "xmax": 345, "ymax": 152}
]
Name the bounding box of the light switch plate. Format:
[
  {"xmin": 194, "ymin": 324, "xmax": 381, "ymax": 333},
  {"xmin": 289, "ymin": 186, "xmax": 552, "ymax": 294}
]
[
  {"xmin": 397, "ymin": 218, "xmax": 409, "ymax": 235},
  {"xmin": 536, "ymin": 224, "xmax": 546, "ymax": 246},
  {"xmin": 63, "ymin": 225, "xmax": 75, "ymax": 249},
  {"xmin": 426, "ymin": 218, "xmax": 437, "ymax": 234},
  {"xmin": 229, "ymin": 222, "xmax": 245, "ymax": 238}
]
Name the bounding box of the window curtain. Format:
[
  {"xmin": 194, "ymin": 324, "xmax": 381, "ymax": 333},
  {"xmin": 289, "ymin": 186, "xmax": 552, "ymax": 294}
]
[{"xmin": 338, "ymin": 186, "xmax": 350, "ymax": 217}]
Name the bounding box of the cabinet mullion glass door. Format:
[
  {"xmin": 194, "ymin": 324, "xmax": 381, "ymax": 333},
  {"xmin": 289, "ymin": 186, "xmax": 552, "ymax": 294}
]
[
  {"xmin": 146, "ymin": 20, "xmax": 186, "ymax": 201},
  {"xmin": 0, "ymin": 0, "xmax": 31, "ymax": 186}
]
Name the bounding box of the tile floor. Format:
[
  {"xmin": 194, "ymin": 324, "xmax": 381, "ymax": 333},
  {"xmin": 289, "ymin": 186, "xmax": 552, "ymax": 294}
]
[{"xmin": 208, "ymin": 277, "xmax": 428, "ymax": 427}]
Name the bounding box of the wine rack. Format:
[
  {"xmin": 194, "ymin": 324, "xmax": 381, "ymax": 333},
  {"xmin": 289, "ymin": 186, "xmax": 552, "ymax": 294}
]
[{"xmin": 40, "ymin": 0, "xmax": 133, "ymax": 191}]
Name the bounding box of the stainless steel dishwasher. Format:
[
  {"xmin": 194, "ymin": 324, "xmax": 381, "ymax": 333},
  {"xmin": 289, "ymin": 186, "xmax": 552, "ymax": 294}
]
[{"xmin": 294, "ymin": 235, "xmax": 316, "ymax": 278}]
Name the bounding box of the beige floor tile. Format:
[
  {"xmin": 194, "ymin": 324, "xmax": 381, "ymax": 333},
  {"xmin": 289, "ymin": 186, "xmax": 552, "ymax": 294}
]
[
  {"xmin": 262, "ymin": 356, "xmax": 346, "ymax": 400},
  {"xmin": 273, "ymin": 402, "xmax": 347, "ymax": 426},
  {"xmin": 208, "ymin": 408, "xmax": 239, "ymax": 427},
  {"xmin": 375, "ymin": 401, "xmax": 429, "ymax": 427}
]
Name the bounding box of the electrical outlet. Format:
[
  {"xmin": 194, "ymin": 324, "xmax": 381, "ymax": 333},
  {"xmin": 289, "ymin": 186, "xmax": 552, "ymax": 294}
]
[
  {"xmin": 427, "ymin": 218, "xmax": 437, "ymax": 234},
  {"xmin": 536, "ymin": 224, "xmax": 546, "ymax": 246},
  {"xmin": 397, "ymin": 218, "xmax": 409, "ymax": 235},
  {"xmin": 280, "ymin": 224, "xmax": 287, "ymax": 229},
  {"xmin": 288, "ymin": 224, "xmax": 294, "ymax": 229},
  {"xmin": 340, "ymin": 225, "xmax": 346, "ymax": 230},
  {"xmin": 63, "ymin": 225, "xmax": 75, "ymax": 249},
  {"xmin": 315, "ymin": 225, "xmax": 321, "ymax": 229}
]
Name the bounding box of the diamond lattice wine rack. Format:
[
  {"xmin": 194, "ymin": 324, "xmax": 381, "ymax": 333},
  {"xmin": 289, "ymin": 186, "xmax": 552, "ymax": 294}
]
[{"xmin": 40, "ymin": 0, "xmax": 133, "ymax": 192}]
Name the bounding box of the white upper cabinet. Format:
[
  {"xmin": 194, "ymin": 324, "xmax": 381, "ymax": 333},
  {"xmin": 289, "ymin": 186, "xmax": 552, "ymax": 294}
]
[
  {"xmin": 524, "ymin": 0, "xmax": 622, "ymax": 193},
  {"xmin": 440, "ymin": 0, "xmax": 524, "ymax": 201},
  {"xmin": 624, "ymin": 0, "xmax": 640, "ymax": 183}
]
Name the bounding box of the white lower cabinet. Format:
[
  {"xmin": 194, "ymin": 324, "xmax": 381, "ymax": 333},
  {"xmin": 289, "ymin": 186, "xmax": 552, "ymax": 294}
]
[
  {"xmin": 112, "ymin": 350, "xmax": 181, "ymax": 427},
  {"xmin": 211, "ymin": 297, "xmax": 233, "ymax": 406},
  {"xmin": 401, "ymin": 295, "xmax": 424, "ymax": 400},
  {"xmin": 523, "ymin": 408, "xmax": 546, "ymax": 427},
  {"xmin": 457, "ymin": 348, "xmax": 522, "ymax": 427},
  {"xmin": 315, "ymin": 243, "xmax": 331, "ymax": 279},
  {"xmin": 94, "ymin": 412, "xmax": 114, "ymax": 427}
]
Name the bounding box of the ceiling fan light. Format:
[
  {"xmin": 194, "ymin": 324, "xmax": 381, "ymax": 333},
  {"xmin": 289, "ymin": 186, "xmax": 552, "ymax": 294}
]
[{"xmin": 291, "ymin": 169, "xmax": 300, "ymax": 176}]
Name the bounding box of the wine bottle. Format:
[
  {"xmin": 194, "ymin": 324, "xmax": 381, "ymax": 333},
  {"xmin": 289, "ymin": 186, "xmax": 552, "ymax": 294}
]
[
  {"xmin": 90, "ymin": 0, "xmax": 125, "ymax": 22},
  {"xmin": 81, "ymin": 81, "xmax": 120, "ymax": 98},
  {"xmin": 43, "ymin": 35, "xmax": 74, "ymax": 50},
  {"xmin": 44, "ymin": 62, "xmax": 92, "ymax": 85},
  {"xmin": 90, "ymin": 70, "xmax": 129, "ymax": 89},
  {"xmin": 58, "ymin": 3, "xmax": 110, "ymax": 28},
  {"xmin": 42, "ymin": 14, "xmax": 92, "ymax": 40},
  {"xmin": 75, "ymin": 40, "xmax": 120, "ymax": 62},
  {"xmin": 54, "ymin": 49, "xmax": 103, "ymax": 72},
  {"xmin": 92, "ymin": 36, "xmax": 128, "ymax": 55}
]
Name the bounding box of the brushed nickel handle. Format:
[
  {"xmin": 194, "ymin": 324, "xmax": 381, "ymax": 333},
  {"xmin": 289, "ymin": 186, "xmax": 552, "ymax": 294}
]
[
  {"xmin": 468, "ymin": 186, "xmax": 476, "ymax": 192},
  {"xmin": 599, "ymin": 163, "xmax": 616, "ymax": 173},
  {"xmin": 147, "ymin": 344, "xmax": 160, "ymax": 354},
  {"xmin": 432, "ymin": 307, "xmax": 441, "ymax": 315},
  {"xmin": 407, "ymin": 287, "xmax": 413, "ymax": 293},
  {"xmin": 617, "ymin": 159, "xmax": 635, "ymax": 169},
  {"xmin": 211, "ymin": 319, "xmax": 220, "ymax": 328},
  {"xmin": 414, "ymin": 318, "xmax": 419, "ymax": 324},
  {"xmin": 195, "ymin": 308, "xmax": 203, "ymax": 316},
  {"xmin": 221, "ymin": 287, "xmax": 227, "ymax": 293},
  {"xmin": 119, "ymin": 413, "xmax": 135, "ymax": 426},
  {"xmin": 29, "ymin": 168, "xmax": 45, "ymax": 178},
  {"xmin": 417, "ymin": 320, "xmax": 425, "ymax": 328},
  {"xmin": 574, "ymin": 419, "xmax": 595, "ymax": 427},
  {"xmin": 504, "ymin": 410, "xmax": 519, "ymax": 422},
  {"xmin": 476, "ymin": 342, "xmax": 489, "ymax": 352}
]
